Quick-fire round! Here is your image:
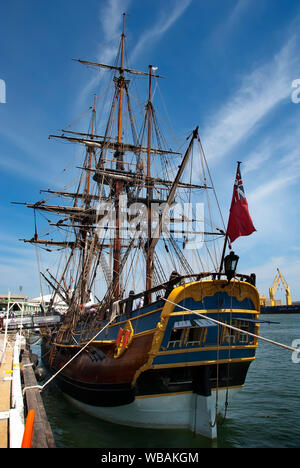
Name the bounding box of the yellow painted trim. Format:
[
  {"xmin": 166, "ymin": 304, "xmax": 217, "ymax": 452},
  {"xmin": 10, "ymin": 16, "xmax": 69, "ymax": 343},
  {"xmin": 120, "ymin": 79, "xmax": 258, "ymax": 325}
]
[
  {"xmin": 91, "ymin": 340, "xmax": 114, "ymax": 344},
  {"xmin": 132, "ymin": 279, "xmax": 260, "ymax": 386},
  {"xmin": 131, "ymin": 329, "xmax": 156, "ymax": 337},
  {"xmin": 152, "ymin": 356, "xmax": 255, "ymax": 370},
  {"xmin": 170, "ymin": 308, "xmax": 258, "ymax": 316},
  {"xmin": 54, "ymin": 339, "xmax": 114, "ymax": 347},
  {"xmin": 157, "ymin": 343, "xmax": 258, "ymax": 356},
  {"xmin": 196, "ymin": 279, "xmax": 260, "ymax": 311}
]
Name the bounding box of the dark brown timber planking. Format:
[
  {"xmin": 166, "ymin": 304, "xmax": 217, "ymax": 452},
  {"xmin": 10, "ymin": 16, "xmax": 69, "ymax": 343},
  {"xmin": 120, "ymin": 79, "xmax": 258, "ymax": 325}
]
[{"xmin": 22, "ymin": 349, "xmax": 56, "ymax": 448}]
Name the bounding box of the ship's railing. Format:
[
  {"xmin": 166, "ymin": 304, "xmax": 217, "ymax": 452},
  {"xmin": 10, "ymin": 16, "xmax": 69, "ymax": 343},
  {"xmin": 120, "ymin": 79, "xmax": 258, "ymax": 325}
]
[
  {"xmin": 117, "ymin": 272, "xmax": 256, "ymax": 309},
  {"xmin": 73, "ymin": 272, "xmax": 257, "ymax": 332}
]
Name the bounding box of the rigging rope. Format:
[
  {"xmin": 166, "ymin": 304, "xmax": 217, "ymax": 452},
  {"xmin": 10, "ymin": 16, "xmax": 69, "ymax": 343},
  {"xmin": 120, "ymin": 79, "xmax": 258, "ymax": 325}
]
[{"xmin": 22, "ymin": 317, "xmax": 115, "ymax": 395}]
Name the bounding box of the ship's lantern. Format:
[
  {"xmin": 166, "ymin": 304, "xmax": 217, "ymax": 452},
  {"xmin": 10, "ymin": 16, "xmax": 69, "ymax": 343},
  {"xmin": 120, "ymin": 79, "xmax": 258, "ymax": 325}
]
[{"xmin": 224, "ymin": 251, "xmax": 239, "ymax": 282}]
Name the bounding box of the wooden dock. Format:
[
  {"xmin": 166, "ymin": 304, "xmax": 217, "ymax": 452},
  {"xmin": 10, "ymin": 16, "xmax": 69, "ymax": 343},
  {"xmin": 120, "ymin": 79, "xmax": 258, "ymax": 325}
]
[
  {"xmin": 0, "ymin": 336, "xmax": 13, "ymax": 448},
  {"xmin": 0, "ymin": 332, "xmax": 56, "ymax": 448},
  {"xmin": 22, "ymin": 349, "xmax": 56, "ymax": 448}
]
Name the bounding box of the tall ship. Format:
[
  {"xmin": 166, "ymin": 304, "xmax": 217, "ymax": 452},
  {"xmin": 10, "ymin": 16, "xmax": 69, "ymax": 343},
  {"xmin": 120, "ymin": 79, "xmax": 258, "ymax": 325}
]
[{"xmin": 15, "ymin": 16, "xmax": 259, "ymax": 439}]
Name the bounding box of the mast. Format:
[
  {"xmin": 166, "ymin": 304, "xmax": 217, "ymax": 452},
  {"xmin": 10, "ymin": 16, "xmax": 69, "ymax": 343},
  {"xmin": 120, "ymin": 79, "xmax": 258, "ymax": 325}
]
[
  {"xmin": 146, "ymin": 65, "xmax": 154, "ymax": 295},
  {"xmin": 86, "ymin": 94, "xmax": 97, "ymax": 201},
  {"xmin": 79, "ymin": 95, "xmax": 97, "ymax": 304},
  {"xmin": 112, "ymin": 13, "xmax": 126, "ymax": 299},
  {"xmin": 147, "ymin": 127, "xmax": 200, "ymax": 258}
]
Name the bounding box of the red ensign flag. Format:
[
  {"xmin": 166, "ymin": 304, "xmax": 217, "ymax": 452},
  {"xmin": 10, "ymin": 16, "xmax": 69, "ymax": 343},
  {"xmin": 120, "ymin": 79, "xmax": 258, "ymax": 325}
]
[{"xmin": 226, "ymin": 164, "xmax": 256, "ymax": 243}]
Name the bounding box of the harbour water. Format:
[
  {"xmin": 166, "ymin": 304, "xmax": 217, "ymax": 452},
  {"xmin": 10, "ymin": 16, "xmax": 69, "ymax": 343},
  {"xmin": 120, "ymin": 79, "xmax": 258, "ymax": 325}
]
[{"xmin": 34, "ymin": 314, "xmax": 300, "ymax": 448}]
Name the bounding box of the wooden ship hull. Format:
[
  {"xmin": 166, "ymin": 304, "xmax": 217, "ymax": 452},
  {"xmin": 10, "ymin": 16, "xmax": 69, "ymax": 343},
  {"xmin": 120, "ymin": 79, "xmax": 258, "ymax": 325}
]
[{"xmin": 42, "ymin": 279, "xmax": 260, "ymax": 438}]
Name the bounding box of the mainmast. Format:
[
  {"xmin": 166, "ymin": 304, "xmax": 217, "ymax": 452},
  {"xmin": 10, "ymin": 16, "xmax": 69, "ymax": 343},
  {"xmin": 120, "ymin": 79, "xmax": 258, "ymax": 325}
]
[
  {"xmin": 112, "ymin": 13, "xmax": 126, "ymax": 299},
  {"xmin": 146, "ymin": 65, "xmax": 154, "ymax": 297}
]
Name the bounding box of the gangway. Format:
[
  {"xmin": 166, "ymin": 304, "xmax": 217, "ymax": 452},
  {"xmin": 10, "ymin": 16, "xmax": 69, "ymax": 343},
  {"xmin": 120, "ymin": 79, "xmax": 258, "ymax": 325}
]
[{"xmin": 1, "ymin": 315, "xmax": 62, "ymax": 330}]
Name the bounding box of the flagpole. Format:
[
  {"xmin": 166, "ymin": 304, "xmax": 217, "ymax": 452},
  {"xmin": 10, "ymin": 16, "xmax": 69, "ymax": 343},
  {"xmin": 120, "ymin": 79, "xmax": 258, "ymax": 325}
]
[
  {"xmin": 218, "ymin": 161, "xmax": 241, "ymax": 277},
  {"xmin": 218, "ymin": 234, "xmax": 229, "ymax": 277}
]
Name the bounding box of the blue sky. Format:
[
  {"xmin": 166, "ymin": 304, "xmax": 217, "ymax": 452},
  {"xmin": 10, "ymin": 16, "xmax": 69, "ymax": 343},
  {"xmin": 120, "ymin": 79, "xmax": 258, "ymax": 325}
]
[{"xmin": 1, "ymin": 0, "xmax": 300, "ymax": 302}]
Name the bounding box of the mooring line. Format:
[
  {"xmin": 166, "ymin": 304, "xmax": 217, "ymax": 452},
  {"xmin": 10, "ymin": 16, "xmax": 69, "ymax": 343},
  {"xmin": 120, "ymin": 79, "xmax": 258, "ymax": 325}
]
[
  {"xmin": 22, "ymin": 317, "xmax": 115, "ymax": 395},
  {"xmin": 162, "ymin": 297, "xmax": 300, "ymax": 354}
]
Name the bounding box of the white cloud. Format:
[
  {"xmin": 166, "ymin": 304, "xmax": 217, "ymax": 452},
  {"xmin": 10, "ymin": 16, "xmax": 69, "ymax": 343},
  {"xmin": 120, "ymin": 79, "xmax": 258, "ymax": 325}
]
[
  {"xmin": 0, "ymin": 153, "xmax": 52, "ymax": 185},
  {"xmin": 76, "ymin": 0, "xmax": 131, "ymax": 111},
  {"xmin": 206, "ymin": 0, "xmax": 252, "ymax": 49},
  {"xmin": 201, "ymin": 35, "xmax": 299, "ymax": 163},
  {"xmin": 243, "ymin": 138, "xmax": 273, "ymax": 175},
  {"xmin": 76, "ymin": 0, "xmax": 192, "ymax": 110},
  {"xmin": 99, "ymin": 0, "xmax": 131, "ymax": 53},
  {"xmin": 130, "ymin": 0, "xmax": 192, "ymax": 62},
  {"xmin": 249, "ymin": 172, "xmax": 298, "ymax": 205}
]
